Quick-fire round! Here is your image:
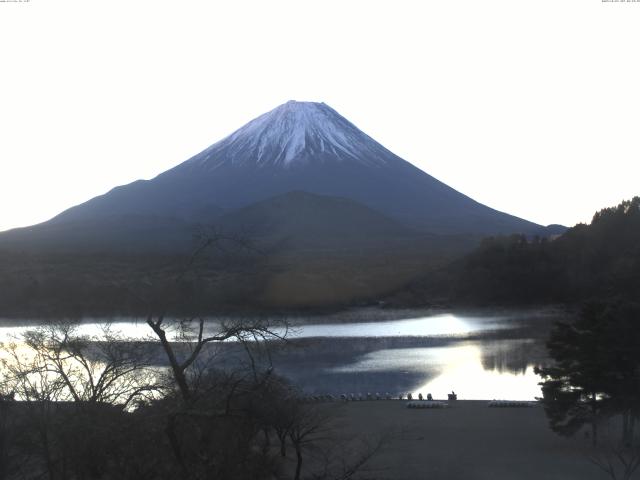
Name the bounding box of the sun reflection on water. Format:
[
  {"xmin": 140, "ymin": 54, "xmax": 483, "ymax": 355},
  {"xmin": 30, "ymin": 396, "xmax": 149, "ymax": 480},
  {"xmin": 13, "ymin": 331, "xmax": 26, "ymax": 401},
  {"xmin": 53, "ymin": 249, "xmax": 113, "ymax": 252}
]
[
  {"xmin": 327, "ymin": 340, "xmax": 543, "ymax": 401},
  {"xmin": 285, "ymin": 313, "xmax": 511, "ymax": 338},
  {"xmin": 412, "ymin": 342, "xmax": 541, "ymax": 401}
]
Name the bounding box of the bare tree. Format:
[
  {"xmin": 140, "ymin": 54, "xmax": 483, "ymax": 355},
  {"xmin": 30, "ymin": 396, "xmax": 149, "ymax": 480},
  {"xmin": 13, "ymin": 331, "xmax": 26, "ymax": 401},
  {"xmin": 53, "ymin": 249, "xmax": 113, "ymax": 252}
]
[
  {"xmin": 0, "ymin": 390, "xmax": 27, "ymax": 480},
  {"xmin": 145, "ymin": 315, "xmax": 286, "ymax": 404},
  {"xmin": 0, "ymin": 322, "xmax": 164, "ymax": 480},
  {"xmin": 7, "ymin": 322, "xmax": 162, "ymax": 409},
  {"xmin": 314, "ymin": 435, "xmax": 388, "ymax": 480},
  {"xmin": 288, "ymin": 404, "xmax": 332, "ymax": 480},
  {"xmin": 587, "ymin": 417, "xmax": 640, "ymax": 480}
]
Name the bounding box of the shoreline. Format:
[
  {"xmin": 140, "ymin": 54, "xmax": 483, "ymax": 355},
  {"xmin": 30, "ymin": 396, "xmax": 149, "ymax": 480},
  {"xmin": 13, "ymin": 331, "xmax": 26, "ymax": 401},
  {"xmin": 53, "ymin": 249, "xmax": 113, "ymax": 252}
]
[
  {"xmin": 0, "ymin": 303, "xmax": 571, "ymax": 323},
  {"xmin": 0, "ymin": 304, "xmax": 567, "ymax": 326},
  {"xmin": 324, "ymin": 400, "xmax": 607, "ymax": 480}
]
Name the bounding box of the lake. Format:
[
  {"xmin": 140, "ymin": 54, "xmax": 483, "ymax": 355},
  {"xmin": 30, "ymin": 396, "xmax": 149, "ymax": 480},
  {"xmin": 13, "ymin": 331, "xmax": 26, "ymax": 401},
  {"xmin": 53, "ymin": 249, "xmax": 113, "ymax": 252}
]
[{"xmin": 0, "ymin": 308, "xmax": 561, "ymax": 400}]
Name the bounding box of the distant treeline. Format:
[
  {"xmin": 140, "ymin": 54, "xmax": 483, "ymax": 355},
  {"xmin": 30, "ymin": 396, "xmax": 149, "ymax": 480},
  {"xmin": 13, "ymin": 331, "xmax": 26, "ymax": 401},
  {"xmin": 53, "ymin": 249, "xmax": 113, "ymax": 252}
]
[
  {"xmin": 0, "ymin": 223, "xmax": 476, "ymax": 317},
  {"xmin": 393, "ymin": 197, "xmax": 640, "ymax": 306},
  {"xmin": 3, "ymin": 197, "xmax": 638, "ymax": 317},
  {"xmin": 0, "ymin": 250, "xmax": 270, "ymax": 318},
  {"xmin": 0, "ymin": 242, "xmax": 457, "ymax": 318}
]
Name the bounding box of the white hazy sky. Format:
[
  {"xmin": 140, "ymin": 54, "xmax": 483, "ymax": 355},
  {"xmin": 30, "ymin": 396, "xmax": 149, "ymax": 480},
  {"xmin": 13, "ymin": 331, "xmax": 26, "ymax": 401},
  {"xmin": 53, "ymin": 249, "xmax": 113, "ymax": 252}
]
[{"xmin": 1, "ymin": 0, "xmax": 639, "ymax": 232}]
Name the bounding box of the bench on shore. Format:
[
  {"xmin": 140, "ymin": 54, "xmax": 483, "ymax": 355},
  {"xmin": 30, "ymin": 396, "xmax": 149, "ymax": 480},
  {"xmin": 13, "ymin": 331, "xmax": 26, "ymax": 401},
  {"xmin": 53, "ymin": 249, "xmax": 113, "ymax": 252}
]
[
  {"xmin": 406, "ymin": 401, "xmax": 448, "ymax": 409},
  {"xmin": 487, "ymin": 400, "xmax": 537, "ymax": 408}
]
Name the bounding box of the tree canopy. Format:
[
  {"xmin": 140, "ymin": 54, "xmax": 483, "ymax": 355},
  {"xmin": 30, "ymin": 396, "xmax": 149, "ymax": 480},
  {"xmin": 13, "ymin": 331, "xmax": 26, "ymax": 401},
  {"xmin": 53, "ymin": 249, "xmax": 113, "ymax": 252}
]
[
  {"xmin": 404, "ymin": 197, "xmax": 640, "ymax": 306},
  {"xmin": 536, "ymin": 302, "xmax": 640, "ymax": 446}
]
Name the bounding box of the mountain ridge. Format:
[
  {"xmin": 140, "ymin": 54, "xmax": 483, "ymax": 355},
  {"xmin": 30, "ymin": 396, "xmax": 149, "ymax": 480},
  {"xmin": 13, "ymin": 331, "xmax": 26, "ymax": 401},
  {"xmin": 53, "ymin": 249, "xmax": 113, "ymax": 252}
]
[{"xmin": 38, "ymin": 100, "xmax": 545, "ymax": 238}]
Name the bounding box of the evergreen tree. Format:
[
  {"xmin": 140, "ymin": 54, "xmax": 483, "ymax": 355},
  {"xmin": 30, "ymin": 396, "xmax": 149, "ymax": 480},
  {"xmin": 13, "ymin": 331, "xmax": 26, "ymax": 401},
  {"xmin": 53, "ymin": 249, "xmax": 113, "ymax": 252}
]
[{"xmin": 536, "ymin": 302, "xmax": 640, "ymax": 446}]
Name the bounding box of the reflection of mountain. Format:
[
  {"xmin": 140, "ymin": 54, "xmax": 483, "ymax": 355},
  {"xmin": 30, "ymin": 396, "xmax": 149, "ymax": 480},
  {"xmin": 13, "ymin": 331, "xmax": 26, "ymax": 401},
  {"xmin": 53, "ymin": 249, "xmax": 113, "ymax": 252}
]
[
  {"xmin": 479, "ymin": 340, "xmax": 547, "ymax": 375},
  {"xmin": 273, "ymin": 339, "xmax": 442, "ymax": 395}
]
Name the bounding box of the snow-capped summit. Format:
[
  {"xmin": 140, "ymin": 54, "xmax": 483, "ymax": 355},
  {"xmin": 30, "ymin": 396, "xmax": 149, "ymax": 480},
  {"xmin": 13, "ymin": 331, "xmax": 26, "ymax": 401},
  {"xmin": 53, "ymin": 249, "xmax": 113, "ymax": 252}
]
[{"xmin": 187, "ymin": 100, "xmax": 393, "ymax": 169}]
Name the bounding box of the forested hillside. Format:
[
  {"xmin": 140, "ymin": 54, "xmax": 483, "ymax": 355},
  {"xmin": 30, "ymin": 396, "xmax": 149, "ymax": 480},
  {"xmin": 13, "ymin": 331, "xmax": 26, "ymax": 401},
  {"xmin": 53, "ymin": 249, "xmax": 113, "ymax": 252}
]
[{"xmin": 394, "ymin": 197, "xmax": 640, "ymax": 306}]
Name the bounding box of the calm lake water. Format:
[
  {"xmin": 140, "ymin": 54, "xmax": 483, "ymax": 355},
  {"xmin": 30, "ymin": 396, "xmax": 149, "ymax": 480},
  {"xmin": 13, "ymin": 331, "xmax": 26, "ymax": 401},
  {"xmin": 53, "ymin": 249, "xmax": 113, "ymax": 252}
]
[{"xmin": 0, "ymin": 309, "xmax": 560, "ymax": 400}]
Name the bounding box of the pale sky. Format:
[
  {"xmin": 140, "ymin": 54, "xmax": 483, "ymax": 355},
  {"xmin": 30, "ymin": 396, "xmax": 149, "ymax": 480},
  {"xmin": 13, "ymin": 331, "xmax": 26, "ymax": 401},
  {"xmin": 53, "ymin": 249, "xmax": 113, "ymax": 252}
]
[{"xmin": 1, "ymin": 0, "xmax": 639, "ymax": 232}]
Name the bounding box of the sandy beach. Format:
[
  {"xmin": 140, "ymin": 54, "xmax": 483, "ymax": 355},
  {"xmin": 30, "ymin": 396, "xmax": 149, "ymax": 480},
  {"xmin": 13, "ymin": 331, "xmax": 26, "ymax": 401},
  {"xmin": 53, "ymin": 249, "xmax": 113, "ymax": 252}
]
[{"xmin": 324, "ymin": 400, "xmax": 608, "ymax": 480}]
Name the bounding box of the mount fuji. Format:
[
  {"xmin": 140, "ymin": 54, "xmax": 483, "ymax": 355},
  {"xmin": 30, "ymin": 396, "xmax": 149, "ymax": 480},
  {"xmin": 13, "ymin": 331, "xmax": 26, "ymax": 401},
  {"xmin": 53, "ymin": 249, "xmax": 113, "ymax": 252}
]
[
  {"xmin": 0, "ymin": 101, "xmax": 564, "ymax": 311},
  {"xmin": 1, "ymin": 101, "xmax": 549, "ymax": 253}
]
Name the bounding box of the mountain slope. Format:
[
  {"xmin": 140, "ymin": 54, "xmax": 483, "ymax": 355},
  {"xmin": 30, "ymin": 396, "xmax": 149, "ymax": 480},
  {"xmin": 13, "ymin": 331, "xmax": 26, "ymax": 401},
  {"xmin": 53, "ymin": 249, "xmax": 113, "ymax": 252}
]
[
  {"xmin": 217, "ymin": 190, "xmax": 419, "ymax": 250},
  {"xmin": 41, "ymin": 101, "xmax": 542, "ymax": 240},
  {"xmin": 0, "ymin": 215, "xmax": 199, "ymax": 254},
  {"xmin": 0, "ymin": 191, "xmax": 420, "ymax": 254}
]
